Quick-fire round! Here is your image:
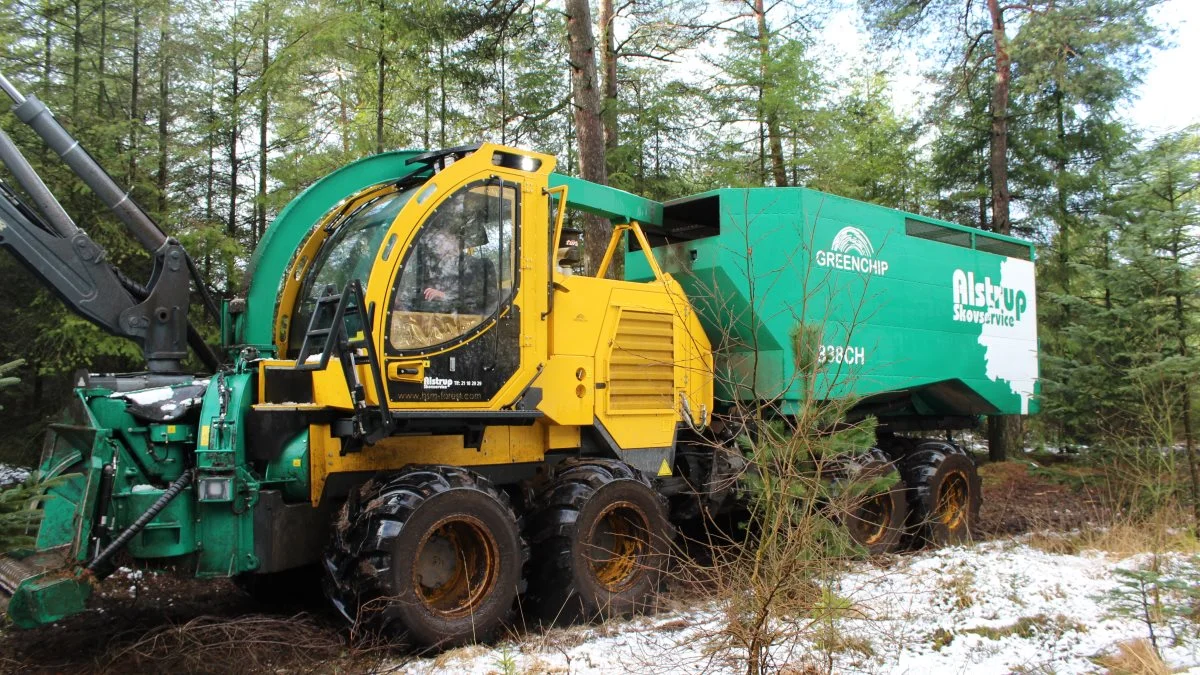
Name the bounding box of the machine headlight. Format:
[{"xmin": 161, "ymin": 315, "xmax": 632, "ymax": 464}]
[{"xmin": 198, "ymin": 477, "xmax": 232, "ymax": 502}]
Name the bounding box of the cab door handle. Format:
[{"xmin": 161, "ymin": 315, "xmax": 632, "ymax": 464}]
[{"xmin": 388, "ymin": 360, "xmax": 428, "ymax": 383}]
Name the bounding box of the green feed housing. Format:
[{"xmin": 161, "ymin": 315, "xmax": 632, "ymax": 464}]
[{"xmin": 626, "ymin": 187, "xmax": 1039, "ymax": 419}]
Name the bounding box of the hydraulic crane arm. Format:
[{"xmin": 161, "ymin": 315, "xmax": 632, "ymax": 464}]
[{"xmin": 0, "ymin": 72, "xmax": 218, "ymax": 372}]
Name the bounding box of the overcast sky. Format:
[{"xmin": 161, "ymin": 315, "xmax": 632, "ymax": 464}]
[
  {"xmin": 814, "ymin": 0, "xmax": 1198, "ymax": 136},
  {"xmin": 1126, "ymin": 0, "xmax": 1199, "ymax": 133}
]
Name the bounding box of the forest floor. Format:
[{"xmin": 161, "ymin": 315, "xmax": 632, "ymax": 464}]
[{"xmin": 0, "ymin": 457, "xmax": 1196, "ymax": 674}]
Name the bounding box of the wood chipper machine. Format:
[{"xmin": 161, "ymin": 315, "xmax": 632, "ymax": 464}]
[{"xmin": 0, "ymin": 71, "xmax": 1037, "ymax": 646}]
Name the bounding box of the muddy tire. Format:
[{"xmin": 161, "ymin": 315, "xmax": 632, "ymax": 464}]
[
  {"xmin": 901, "ymin": 441, "xmax": 981, "ymax": 547},
  {"xmin": 524, "ymin": 458, "xmax": 673, "ymax": 624},
  {"xmin": 832, "ymin": 448, "xmax": 908, "ymax": 555},
  {"xmin": 322, "ymin": 466, "xmax": 526, "ymax": 648}
]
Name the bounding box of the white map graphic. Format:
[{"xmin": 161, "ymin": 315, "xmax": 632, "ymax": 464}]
[{"xmin": 978, "ymin": 258, "xmax": 1039, "ymax": 413}]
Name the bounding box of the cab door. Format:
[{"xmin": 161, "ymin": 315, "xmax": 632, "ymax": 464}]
[{"xmin": 379, "ymin": 175, "xmax": 526, "ymax": 406}]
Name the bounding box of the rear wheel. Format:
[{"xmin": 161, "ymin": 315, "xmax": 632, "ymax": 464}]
[
  {"xmin": 525, "ymin": 458, "xmax": 673, "ymax": 624},
  {"xmin": 322, "ymin": 466, "xmax": 525, "ymax": 648},
  {"xmin": 832, "ymin": 448, "xmax": 908, "ymax": 555},
  {"xmin": 901, "ymin": 441, "xmax": 981, "ymax": 546}
]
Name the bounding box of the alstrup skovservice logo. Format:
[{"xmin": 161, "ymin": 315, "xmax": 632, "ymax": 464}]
[
  {"xmin": 815, "ymin": 226, "xmax": 889, "ymax": 275},
  {"xmin": 952, "ymin": 269, "xmax": 1028, "ymax": 326}
]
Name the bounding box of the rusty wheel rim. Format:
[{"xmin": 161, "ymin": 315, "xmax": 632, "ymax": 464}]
[
  {"xmin": 413, "ymin": 515, "xmax": 499, "ymax": 617},
  {"xmin": 586, "ymin": 501, "xmax": 651, "ymax": 593},
  {"xmin": 857, "ymin": 492, "xmax": 893, "ymax": 546},
  {"xmin": 937, "ymin": 471, "xmax": 970, "ymax": 530}
]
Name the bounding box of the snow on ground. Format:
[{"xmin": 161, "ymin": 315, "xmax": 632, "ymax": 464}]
[
  {"xmin": 400, "ymin": 540, "xmax": 1200, "ymax": 675},
  {"xmin": 0, "ymin": 463, "xmax": 30, "ymax": 485}
]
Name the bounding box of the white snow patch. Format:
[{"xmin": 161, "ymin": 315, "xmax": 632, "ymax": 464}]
[
  {"xmin": 0, "ymin": 463, "xmax": 31, "ymax": 485},
  {"xmin": 390, "ymin": 541, "xmax": 1200, "ymax": 674},
  {"xmin": 116, "ymin": 387, "xmax": 175, "ymax": 405}
]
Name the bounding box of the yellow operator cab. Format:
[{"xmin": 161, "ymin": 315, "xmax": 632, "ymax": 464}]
[{"xmin": 253, "ymin": 143, "xmax": 713, "ymax": 504}]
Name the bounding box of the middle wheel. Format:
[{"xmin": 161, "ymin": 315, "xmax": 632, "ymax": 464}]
[
  {"xmin": 525, "ymin": 458, "xmax": 673, "ymax": 623},
  {"xmin": 830, "ymin": 448, "xmax": 909, "ymax": 555}
]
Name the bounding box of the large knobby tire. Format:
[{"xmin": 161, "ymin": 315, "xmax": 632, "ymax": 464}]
[
  {"xmin": 322, "ymin": 466, "xmax": 526, "ymax": 649},
  {"xmin": 901, "ymin": 441, "xmax": 982, "ymax": 547},
  {"xmin": 525, "ymin": 458, "xmax": 673, "ymax": 624},
  {"xmin": 831, "ymin": 448, "xmax": 908, "ymax": 555}
]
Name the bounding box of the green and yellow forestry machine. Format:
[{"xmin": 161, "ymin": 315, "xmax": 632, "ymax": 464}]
[{"xmin": 0, "ymin": 71, "xmax": 1038, "ymax": 646}]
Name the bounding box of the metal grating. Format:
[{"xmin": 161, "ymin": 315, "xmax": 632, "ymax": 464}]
[{"xmin": 608, "ymin": 310, "xmax": 674, "ymax": 411}]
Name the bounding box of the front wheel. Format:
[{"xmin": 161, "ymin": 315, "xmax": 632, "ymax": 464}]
[
  {"xmin": 323, "ymin": 466, "xmax": 526, "ymax": 648},
  {"xmin": 524, "ymin": 459, "xmax": 673, "ymax": 623}
]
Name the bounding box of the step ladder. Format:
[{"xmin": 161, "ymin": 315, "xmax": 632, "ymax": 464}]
[{"xmin": 293, "ymin": 280, "xmax": 392, "ymax": 451}]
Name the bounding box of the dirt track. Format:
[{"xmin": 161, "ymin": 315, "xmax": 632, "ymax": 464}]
[{"xmin": 0, "ymin": 458, "xmax": 1108, "ymax": 674}]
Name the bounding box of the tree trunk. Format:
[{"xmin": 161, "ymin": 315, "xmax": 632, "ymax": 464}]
[
  {"xmin": 128, "ymin": 6, "xmax": 141, "ymax": 184},
  {"xmin": 987, "ymin": 0, "xmax": 1012, "ymax": 236},
  {"xmin": 205, "ymin": 56, "xmax": 215, "ymax": 226},
  {"xmin": 1054, "ymin": 86, "xmax": 1070, "ymax": 301},
  {"xmin": 565, "ymin": 0, "xmax": 611, "ymax": 276},
  {"xmin": 227, "ymin": 7, "xmax": 241, "ymax": 242},
  {"xmin": 599, "ymin": 0, "xmax": 618, "ymax": 171},
  {"xmin": 156, "ymin": 3, "xmax": 170, "ymax": 219},
  {"xmin": 41, "ymin": 0, "xmax": 52, "ymax": 98},
  {"xmin": 1168, "ymin": 184, "xmax": 1200, "ymax": 528},
  {"xmin": 375, "ymin": 0, "xmax": 386, "ymax": 155},
  {"xmin": 438, "ymin": 39, "xmax": 447, "ymax": 147},
  {"xmin": 336, "ymin": 68, "xmax": 349, "ymax": 155},
  {"xmin": 498, "ymin": 24, "xmax": 508, "ymax": 144},
  {"xmin": 755, "ymin": 0, "xmax": 787, "ymax": 187},
  {"xmin": 257, "ymin": 0, "xmax": 270, "ymax": 249},
  {"xmin": 985, "ymin": 0, "xmax": 1017, "ymax": 461},
  {"xmin": 96, "ymin": 0, "xmax": 107, "ymax": 115},
  {"xmin": 70, "ymin": 0, "xmax": 81, "ymax": 120}
]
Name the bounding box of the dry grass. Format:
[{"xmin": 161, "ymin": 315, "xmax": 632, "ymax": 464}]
[
  {"xmin": 1026, "ymin": 504, "xmax": 1200, "ymax": 558},
  {"xmin": 98, "ymin": 613, "xmax": 348, "ymax": 674},
  {"xmin": 1094, "ymin": 638, "xmax": 1172, "ymax": 675}
]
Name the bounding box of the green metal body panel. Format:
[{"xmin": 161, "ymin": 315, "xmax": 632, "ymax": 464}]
[
  {"xmin": 193, "ymin": 370, "xmax": 258, "ymax": 577},
  {"xmin": 549, "ymin": 173, "xmax": 663, "ymax": 225},
  {"xmin": 35, "ymin": 399, "xmax": 106, "ymax": 557},
  {"xmin": 626, "ymin": 187, "xmax": 1040, "ymax": 417},
  {"xmin": 240, "ymin": 150, "xmax": 430, "ymax": 348},
  {"xmin": 8, "ymin": 571, "xmax": 93, "ymax": 629},
  {"xmin": 263, "ymin": 431, "xmax": 310, "ymax": 502}
]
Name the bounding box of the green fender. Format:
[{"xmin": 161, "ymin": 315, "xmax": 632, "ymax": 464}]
[{"xmin": 241, "ymin": 150, "xmax": 431, "ymax": 347}]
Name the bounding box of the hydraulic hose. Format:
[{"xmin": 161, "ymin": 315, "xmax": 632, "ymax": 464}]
[{"xmin": 87, "ymin": 469, "xmax": 193, "ymax": 575}]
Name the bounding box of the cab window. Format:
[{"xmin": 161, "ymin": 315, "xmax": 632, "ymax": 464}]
[
  {"xmin": 290, "ymin": 187, "xmax": 413, "ymax": 355},
  {"xmin": 389, "ymin": 180, "xmax": 518, "ymax": 352}
]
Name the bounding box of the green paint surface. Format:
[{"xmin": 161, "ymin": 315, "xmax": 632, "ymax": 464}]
[
  {"xmin": 627, "ymin": 187, "xmax": 1040, "ymax": 417},
  {"xmin": 549, "ymin": 173, "xmax": 663, "ymax": 225}
]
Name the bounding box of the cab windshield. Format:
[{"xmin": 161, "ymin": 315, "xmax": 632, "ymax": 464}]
[{"xmin": 290, "ymin": 187, "xmax": 415, "ymax": 354}]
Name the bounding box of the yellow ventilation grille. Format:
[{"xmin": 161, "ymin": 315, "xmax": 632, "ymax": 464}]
[{"xmin": 609, "ymin": 310, "xmax": 674, "ymax": 411}]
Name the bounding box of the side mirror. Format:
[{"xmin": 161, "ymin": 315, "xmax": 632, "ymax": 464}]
[
  {"xmin": 558, "ymin": 227, "xmax": 582, "ymax": 266},
  {"xmin": 557, "ymin": 246, "xmax": 581, "ymax": 265}
]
